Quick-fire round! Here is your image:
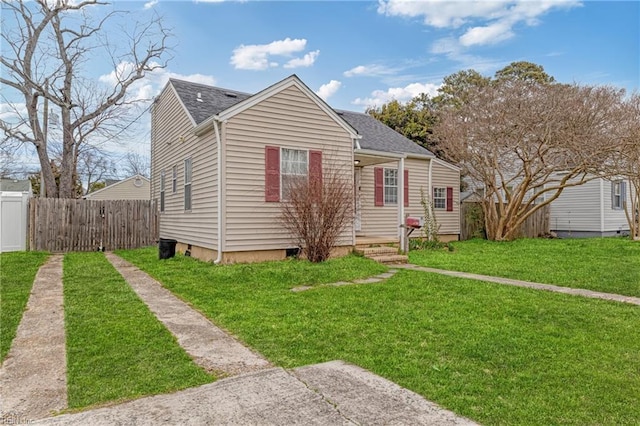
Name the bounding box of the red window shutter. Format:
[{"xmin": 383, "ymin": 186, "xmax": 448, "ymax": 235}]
[
  {"xmin": 446, "ymin": 186, "xmax": 454, "ymax": 211},
  {"xmin": 265, "ymin": 146, "xmax": 280, "ymax": 202},
  {"xmin": 404, "ymin": 169, "xmax": 409, "ymax": 207},
  {"xmin": 309, "ymin": 150, "xmax": 323, "ymax": 188},
  {"xmin": 374, "ymin": 168, "xmax": 384, "ymax": 206}
]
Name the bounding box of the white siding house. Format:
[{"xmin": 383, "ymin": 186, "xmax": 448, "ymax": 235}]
[{"xmin": 549, "ymin": 175, "xmax": 634, "ymax": 237}]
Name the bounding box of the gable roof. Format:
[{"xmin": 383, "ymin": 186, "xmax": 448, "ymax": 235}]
[
  {"xmin": 0, "ymin": 178, "xmax": 32, "ymax": 192},
  {"xmin": 167, "ymin": 77, "xmax": 433, "ymax": 157},
  {"xmin": 83, "ymin": 174, "xmax": 149, "ymax": 199},
  {"xmin": 170, "ymin": 79, "xmax": 250, "ymax": 126}
]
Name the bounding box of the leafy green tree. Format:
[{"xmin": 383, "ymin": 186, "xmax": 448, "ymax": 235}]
[
  {"xmin": 366, "ymin": 94, "xmax": 438, "ymax": 153},
  {"xmin": 494, "ymin": 61, "xmax": 555, "ymax": 84}
]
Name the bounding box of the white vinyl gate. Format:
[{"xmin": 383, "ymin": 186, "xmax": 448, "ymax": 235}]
[{"xmin": 0, "ymin": 192, "xmax": 30, "ymax": 252}]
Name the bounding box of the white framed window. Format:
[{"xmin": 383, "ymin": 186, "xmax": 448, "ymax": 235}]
[
  {"xmin": 281, "ymin": 148, "xmax": 308, "ymax": 200},
  {"xmin": 384, "ymin": 168, "xmax": 398, "ymax": 205},
  {"xmin": 160, "ymin": 170, "xmax": 165, "ymax": 212},
  {"xmin": 184, "ymin": 158, "xmax": 192, "ymax": 210},
  {"xmin": 612, "ymin": 180, "xmax": 625, "ymax": 210},
  {"xmin": 433, "ymin": 187, "xmax": 446, "ymax": 210},
  {"xmin": 172, "ymin": 165, "xmax": 177, "ymax": 193}
]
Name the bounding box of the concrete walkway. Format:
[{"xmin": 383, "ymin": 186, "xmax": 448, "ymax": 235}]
[
  {"xmin": 104, "ymin": 252, "xmax": 272, "ymax": 376},
  {"xmin": 0, "ymin": 255, "xmax": 67, "ymax": 421},
  {"xmin": 397, "ymin": 264, "xmax": 640, "ymax": 306},
  {"xmin": 33, "ymin": 361, "xmax": 477, "ymax": 425}
]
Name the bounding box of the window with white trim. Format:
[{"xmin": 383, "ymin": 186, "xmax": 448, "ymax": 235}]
[
  {"xmin": 172, "ymin": 165, "xmax": 177, "ymax": 193},
  {"xmin": 160, "ymin": 170, "xmax": 165, "ymax": 212},
  {"xmin": 384, "ymin": 168, "xmax": 398, "ymax": 205},
  {"xmin": 281, "ymin": 148, "xmax": 307, "ymax": 200},
  {"xmin": 433, "ymin": 187, "xmax": 446, "ymax": 210},
  {"xmin": 184, "ymin": 158, "xmax": 192, "ymax": 210}
]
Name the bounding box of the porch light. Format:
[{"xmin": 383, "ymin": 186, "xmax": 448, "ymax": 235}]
[{"xmin": 354, "ymin": 159, "xmax": 361, "ymax": 165}]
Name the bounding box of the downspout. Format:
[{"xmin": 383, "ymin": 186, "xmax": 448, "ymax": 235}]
[
  {"xmin": 213, "ymin": 118, "xmax": 224, "ymax": 264},
  {"xmin": 398, "ymin": 157, "xmax": 405, "ymax": 252},
  {"xmin": 428, "ymin": 158, "xmax": 433, "ymax": 239},
  {"xmin": 599, "ymin": 178, "xmax": 605, "ymax": 233}
]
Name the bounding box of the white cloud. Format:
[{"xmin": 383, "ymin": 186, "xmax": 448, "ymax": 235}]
[
  {"xmin": 98, "ymin": 61, "xmax": 216, "ymax": 102},
  {"xmin": 316, "ymin": 80, "xmax": 342, "ymax": 100},
  {"xmin": 352, "ymin": 82, "xmax": 440, "ymax": 108},
  {"xmin": 230, "ymin": 38, "xmax": 313, "ymax": 70},
  {"xmin": 343, "ymin": 64, "xmax": 396, "ymax": 78},
  {"xmin": 284, "ymin": 50, "xmax": 320, "ymax": 69},
  {"xmin": 378, "ymin": 0, "xmax": 581, "ymax": 48},
  {"xmin": 143, "ymin": 0, "xmax": 158, "ymax": 9},
  {"xmin": 459, "ymin": 21, "xmax": 515, "ymax": 46}
]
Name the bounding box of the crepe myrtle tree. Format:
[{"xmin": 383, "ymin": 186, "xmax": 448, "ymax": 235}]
[
  {"xmin": 0, "ymin": 0, "xmax": 171, "ymax": 198},
  {"xmin": 279, "ymin": 161, "xmax": 354, "ymax": 263},
  {"xmin": 613, "ymin": 93, "xmax": 640, "ymax": 240},
  {"xmin": 434, "ymin": 80, "xmax": 625, "ymax": 241}
]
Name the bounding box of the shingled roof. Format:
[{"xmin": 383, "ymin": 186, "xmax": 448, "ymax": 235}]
[
  {"xmin": 336, "ymin": 110, "xmax": 434, "ymax": 157},
  {"xmin": 168, "ymin": 78, "xmax": 434, "ymax": 157}
]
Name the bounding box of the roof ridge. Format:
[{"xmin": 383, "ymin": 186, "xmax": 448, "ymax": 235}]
[{"xmin": 169, "ymin": 78, "xmax": 252, "ymax": 96}]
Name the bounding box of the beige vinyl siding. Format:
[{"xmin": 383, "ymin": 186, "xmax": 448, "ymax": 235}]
[
  {"xmin": 358, "ymin": 162, "xmax": 398, "ymax": 237},
  {"xmin": 223, "ymin": 85, "xmax": 354, "ymax": 252},
  {"xmin": 85, "ymin": 177, "xmax": 150, "ymax": 200},
  {"xmin": 431, "ymin": 160, "xmax": 461, "ymax": 235},
  {"xmin": 358, "ymin": 158, "xmax": 440, "ymax": 237},
  {"xmin": 151, "ymin": 84, "xmax": 218, "ymax": 249}
]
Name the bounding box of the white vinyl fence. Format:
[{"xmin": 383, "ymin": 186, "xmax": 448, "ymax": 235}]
[{"xmin": 0, "ymin": 192, "xmax": 30, "ymax": 252}]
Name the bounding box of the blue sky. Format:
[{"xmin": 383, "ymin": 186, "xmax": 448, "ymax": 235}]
[
  {"xmin": 3, "ymin": 0, "xmax": 639, "ymax": 176},
  {"xmin": 134, "ymin": 0, "xmax": 639, "ymax": 111}
]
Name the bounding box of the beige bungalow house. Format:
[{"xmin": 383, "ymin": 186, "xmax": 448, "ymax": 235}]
[
  {"xmin": 151, "ymin": 75, "xmax": 459, "ymax": 263},
  {"xmin": 83, "ymin": 174, "xmax": 151, "ymax": 200}
]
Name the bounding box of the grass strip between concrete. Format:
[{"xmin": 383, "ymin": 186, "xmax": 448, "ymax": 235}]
[
  {"xmin": 63, "ymin": 252, "xmax": 213, "ymax": 409},
  {"xmin": 0, "ymin": 251, "xmax": 49, "ymax": 362}
]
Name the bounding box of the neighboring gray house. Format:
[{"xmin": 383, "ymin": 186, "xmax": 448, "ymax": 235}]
[
  {"xmin": 83, "ymin": 174, "xmax": 150, "ymax": 200},
  {"xmin": 0, "ymin": 178, "xmax": 32, "ymax": 252},
  {"xmin": 549, "ymin": 175, "xmax": 634, "ymax": 237},
  {"xmin": 151, "ymin": 75, "xmax": 460, "ymax": 263}
]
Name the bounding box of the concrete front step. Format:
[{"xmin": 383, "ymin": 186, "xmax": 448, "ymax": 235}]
[
  {"xmin": 368, "ymin": 254, "xmax": 408, "ymax": 264},
  {"xmin": 357, "ymin": 246, "xmax": 399, "ymax": 256}
]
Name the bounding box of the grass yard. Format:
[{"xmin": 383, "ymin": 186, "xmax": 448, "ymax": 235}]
[
  {"xmin": 63, "ymin": 252, "xmax": 213, "ymax": 409},
  {"xmin": 119, "ymin": 247, "xmax": 640, "ymax": 426},
  {"xmin": 0, "ymin": 251, "xmax": 49, "ymax": 362},
  {"xmin": 410, "ymin": 238, "xmax": 640, "ymax": 298}
]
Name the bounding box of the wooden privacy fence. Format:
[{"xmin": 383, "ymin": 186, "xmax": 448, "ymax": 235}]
[
  {"xmin": 29, "ymin": 198, "xmax": 158, "ymax": 252},
  {"xmin": 461, "ymin": 202, "xmax": 550, "ymax": 240}
]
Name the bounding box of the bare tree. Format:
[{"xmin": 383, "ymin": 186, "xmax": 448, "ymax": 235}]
[
  {"xmin": 434, "ymin": 81, "xmax": 624, "ymax": 241},
  {"xmin": 77, "ymin": 147, "xmax": 117, "ymax": 195},
  {"xmin": 1, "ymin": 0, "xmax": 171, "ymax": 198},
  {"xmin": 123, "ymin": 151, "xmax": 150, "ymax": 178},
  {"xmin": 280, "ymin": 164, "xmax": 353, "ymax": 263},
  {"xmin": 615, "ymin": 93, "xmax": 640, "ymax": 240}
]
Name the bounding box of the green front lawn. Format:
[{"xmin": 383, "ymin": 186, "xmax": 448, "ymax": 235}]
[
  {"xmin": 410, "ymin": 238, "xmax": 640, "ymax": 297},
  {"xmin": 118, "ymin": 247, "xmax": 640, "ymax": 426},
  {"xmin": 63, "ymin": 252, "xmax": 213, "ymax": 408},
  {"xmin": 0, "ymin": 251, "xmax": 49, "ymax": 362}
]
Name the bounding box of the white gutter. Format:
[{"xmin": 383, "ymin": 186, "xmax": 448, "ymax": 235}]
[
  {"xmin": 213, "ymin": 117, "xmax": 224, "ymax": 264},
  {"xmin": 398, "ymin": 156, "xmax": 405, "ymax": 252},
  {"xmin": 354, "ymin": 148, "xmax": 405, "ymax": 159},
  {"xmin": 600, "ymin": 178, "xmax": 605, "ymax": 232}
]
